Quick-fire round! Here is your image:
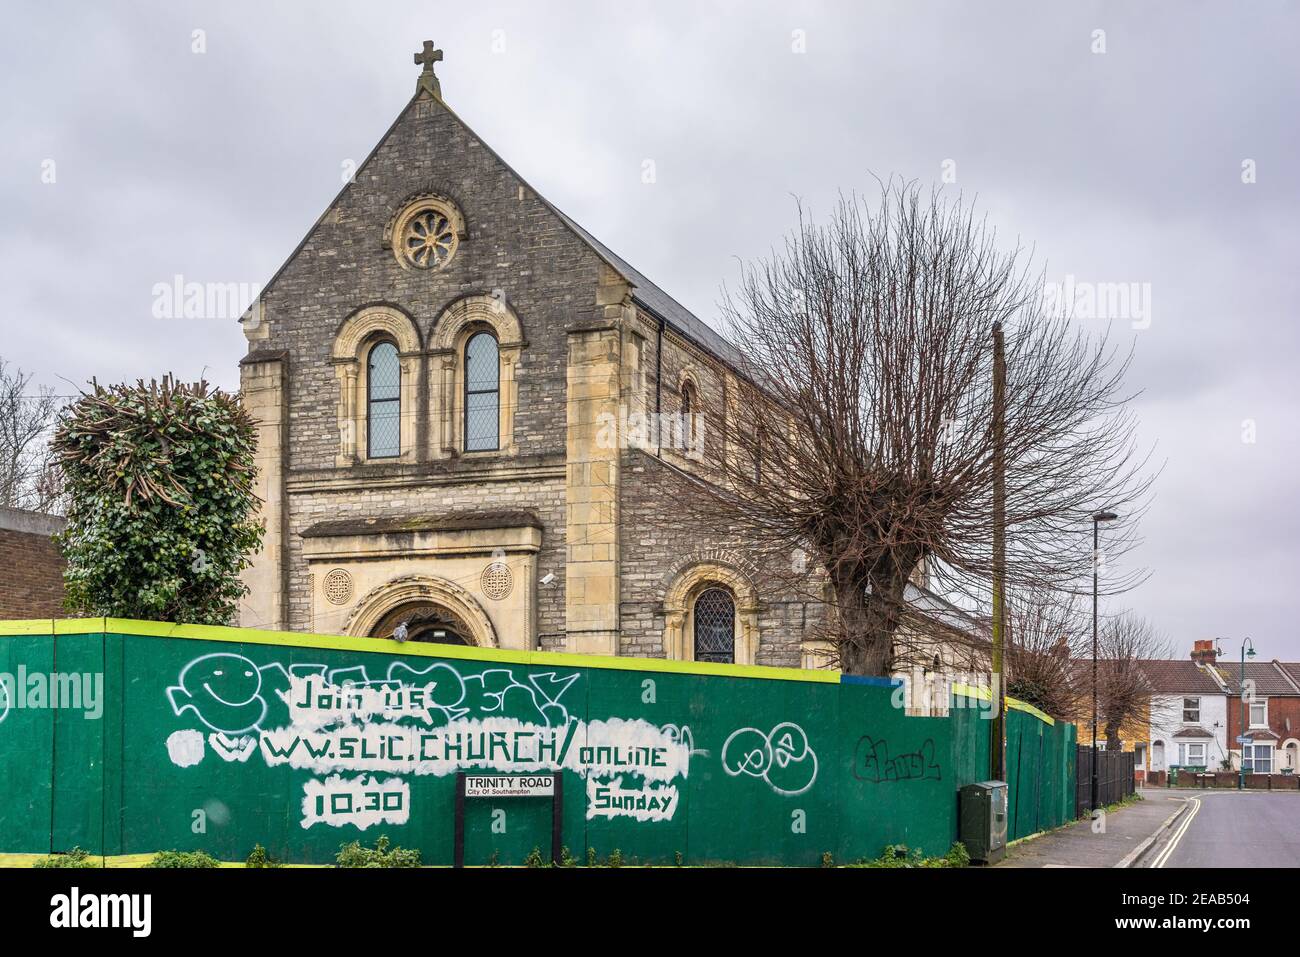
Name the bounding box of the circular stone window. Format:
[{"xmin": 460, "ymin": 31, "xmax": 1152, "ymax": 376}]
[
  {"xmin": 390, "ymin": 196, "xmax": 463, "ymax": 270},
  {"xmin": 323, "ymin": 568, "xmax": 354, "ymax": 605},
  {"xmin": 481, "ymin": 562, "xmax": 513, "ymax": 601}
]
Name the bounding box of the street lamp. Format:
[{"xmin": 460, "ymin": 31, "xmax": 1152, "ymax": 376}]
[
  {"xmin": 1237, "ymin": 637, "xmax": 1256, "ymax": 791},
  {"xmin": 1091, "ymin": 510, "xmax": 1118, "ymax": 815}
]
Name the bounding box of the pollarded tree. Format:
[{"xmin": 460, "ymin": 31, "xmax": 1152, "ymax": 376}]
[
  {"xmin": 1092, "ymin": 613, "xmax": 1168, "ymax": 751},
  {"xmin": 665, "ymin": 179, "xmax": 1152, "ymax": 675},
  {"xmin": 53, "ymin": 377, "xmax": 263, "ymax": 625},
  {"xmin": 1004, "ymin": 590, "xmax": 1088, "ymax": 721}
]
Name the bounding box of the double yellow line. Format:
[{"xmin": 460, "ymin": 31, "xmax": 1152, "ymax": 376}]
[{"xmin": 1151, "ymin": 797, "xmax": 1201, "ymax": 868}]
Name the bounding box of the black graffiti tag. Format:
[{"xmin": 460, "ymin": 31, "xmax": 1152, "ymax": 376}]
[{"xmin": 853, "ymin": 736, "xmax": 942, "ymax": 783}]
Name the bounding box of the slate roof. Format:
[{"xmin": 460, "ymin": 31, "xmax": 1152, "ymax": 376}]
[
  {"xmin": 543, "ymin": 203, "xmax": 744, "ymax": 367},
  {"xmin": 1278, "ymin": 662, "xmax": 1300, "ymax": 689},
  {"xmin": 1214, "ymin": 660, "xmax": 1300, "ymax": 696},
  {"xmin": 1133, "ymin": 659, "xmax": 1225, "ymax": 695}
]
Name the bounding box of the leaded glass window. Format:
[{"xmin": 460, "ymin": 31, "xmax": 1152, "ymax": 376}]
[
  {"xmin": 465, "ymin": 332, "xmax": 499, "ymax": 452},
  {"xmin": 367, "ymin": 340, "xmax": 400, "ymax": 458},
  {"xmin": 693, "ymin": 587, "xmax": 735, "ymax": 663}
]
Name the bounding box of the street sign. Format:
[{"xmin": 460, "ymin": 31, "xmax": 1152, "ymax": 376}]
[
  {"xmin": 463, "ymin": 774, "xmax": 556, "ymax": 798},
  {"xmin": 1235, "ymin": 736, "xmax": 1253, "ymax": 744}
]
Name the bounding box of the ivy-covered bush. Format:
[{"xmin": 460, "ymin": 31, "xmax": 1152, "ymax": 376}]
[{"xmin": 53, "ymin": 377, "xmax": 263, "ymax": 625}]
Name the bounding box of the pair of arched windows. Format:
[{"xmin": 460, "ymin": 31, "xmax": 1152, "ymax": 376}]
[{"xmin": 364, "ymin": 332, "xmax": 500, "ymax": 457}]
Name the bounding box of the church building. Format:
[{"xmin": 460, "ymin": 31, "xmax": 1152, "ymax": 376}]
[{"xmin": 237, "ymin": 42, "xmax": 818, "ymax": 666}]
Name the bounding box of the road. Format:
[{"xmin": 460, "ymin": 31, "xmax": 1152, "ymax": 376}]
[{"xmin": 1152, "ymin": 790, "xmax": 1300, "ymax": 867}]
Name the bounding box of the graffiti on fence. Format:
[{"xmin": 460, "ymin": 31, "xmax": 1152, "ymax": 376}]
[
  {"xmin": 721, "ymin": 722, "xmax": 819, "ymax": 796},
  {"xmin": 163, "ymin": 652, "xmax": 696, "ymax": 828},
  {"xmin": 853, "ymin": 736, "xmax": 942, "ymax": 784}
]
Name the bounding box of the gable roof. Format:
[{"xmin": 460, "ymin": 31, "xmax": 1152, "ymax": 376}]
[
  {"xmin": 1133, "ymin": 659, "xmax": 1225, "ymax": 694},
  {"xmin": 1215, "ymin": 660, "xmax": 1300, "ymax": 696},
  {"xmin": 249, "ymin": 88, "xmax": 742, "ymax": 371}
]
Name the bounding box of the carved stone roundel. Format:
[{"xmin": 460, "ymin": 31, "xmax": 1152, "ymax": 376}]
[
  {"xmin": 324, "ymin": 568, "xmax": 354, "ymax": 605},
  {"xmin": 481, "ymin": 562, "xmax": 513, "ymax": 601}
]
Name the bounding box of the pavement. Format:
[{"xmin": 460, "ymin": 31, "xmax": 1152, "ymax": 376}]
[
  {"xmin": 1147, "ymin": 788, "xmax": 1300, "ymax": 867},
  {"xmin": 998, "ymin": 789, "xmax": 1191, "ymax": 868}
]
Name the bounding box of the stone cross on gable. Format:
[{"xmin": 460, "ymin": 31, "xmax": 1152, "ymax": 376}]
[{"xmin": 414, "ymin": 40, "xmax": 443, "ymax": 99}]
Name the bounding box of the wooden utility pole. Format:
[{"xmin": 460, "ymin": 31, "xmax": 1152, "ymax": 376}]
[{"xmin": 991, "ymin": 321, "xmax": 1007, "ymax": 781}]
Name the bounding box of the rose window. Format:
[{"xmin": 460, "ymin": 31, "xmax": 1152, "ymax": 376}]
[{"xmin": 402, "ymin": 209, "xmax": 457, "ymax": 269}]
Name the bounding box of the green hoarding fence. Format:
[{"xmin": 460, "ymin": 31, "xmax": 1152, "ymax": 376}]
[{"xmin": 0, "ymin": 619, "xmax": 1076, "ymax": 866}]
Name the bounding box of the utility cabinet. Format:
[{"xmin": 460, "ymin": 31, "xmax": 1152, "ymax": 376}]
[{"xmin": 959, "ymin": 780, "xmax": 1008, "ymax": 864}]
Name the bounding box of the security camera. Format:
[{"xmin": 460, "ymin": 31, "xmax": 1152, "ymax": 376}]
[{"xmin": 540, "ymin": 572, "xmax": 555, "ymax": 586}]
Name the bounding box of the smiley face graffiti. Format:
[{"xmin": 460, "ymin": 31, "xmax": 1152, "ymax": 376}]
[{"xmin": 166, "ymin": 653, "xmax": 269, "ymax": 735}]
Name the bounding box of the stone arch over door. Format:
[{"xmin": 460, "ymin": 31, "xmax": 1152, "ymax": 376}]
[
  {"xmin": 661, "ymin": 560, "xmax": 760, "ymax": 665},
  {"xmin": 344, "ymin": 574, "xmax": 499, "ymax": 647},
  {"xmin": 428, "ymin": 293, "xmax": 526, "ymax": 457}
]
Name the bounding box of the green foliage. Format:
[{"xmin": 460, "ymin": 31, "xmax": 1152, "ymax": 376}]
[
  {"xmin": 605, "ymin": 848, "xmax": 623, "ymax": 868},
  {"xmin": 524, "ymin": 846, "xmax": 546, "ymax": 868},
  {"xmin": 586, "ymin": 846, "xmax": 597, "ymax": 867},
  {"xmin": 33, "ymin": 847, "xmax": 98, "ymax": 868},
  {"xmin": 334, "ymin": 835, "xmax": 421, "ymax": 868},
  {"xmin": 674, "ymin": 850, "xmax": 684, "ymax": 867},
  {"xmin": 146, "ymin": 849, "xmax": 221, "ymax": 868},
  {"xmin": 821, "ymin": 851, "xmax": 834, "ymax": 868},
  {"xmin": 847, "ymin": 842, "xmax": 970, "ymax": 869},
  {"xmin": 558, "ymin": 846, "xmax": 577, "ymax": 867},
  {"xmin": 245, "ymin": 844, "xmax": 282, "ymax": 868},
  {"xmin": 53, "ymin": 377, "xmax": 263, "ymax": 625}
]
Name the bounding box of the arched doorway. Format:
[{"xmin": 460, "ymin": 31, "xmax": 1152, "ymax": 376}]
[
  {"xmin": 369, "ymin": 603, "xmax": 472, "ymax": 645},
  {"xmin": 344, "ymin": 574, "xmax": 498, "ymax": 647}
]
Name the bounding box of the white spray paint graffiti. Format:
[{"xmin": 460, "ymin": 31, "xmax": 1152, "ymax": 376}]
[
  {"xmin": 586, "ymin": 776, "xmax": 679, "ymax": 822},
  {"xmin": 721, "ymin": 722, "xmax": 819, "ymax": 796},
  {"xmin": 164, "ymin": 653, "xmax": 691, "ymax": 826},
  {"xmin": 165, "ymin": 729, "xmax": 205, "ymax": 768},
  {"xmin": 302, "ymin": 774, "xmax": 410, "ymax": 829},
  {"xmin": 661, "ymin": 723, "xmax": 709, "ymax": 758}
]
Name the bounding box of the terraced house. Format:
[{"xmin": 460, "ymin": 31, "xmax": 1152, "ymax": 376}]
[{"xmin": 235, "ymin": 43, "xmax": 979, "ymax": 672}]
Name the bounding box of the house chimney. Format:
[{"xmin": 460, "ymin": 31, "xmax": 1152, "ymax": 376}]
[{"xmin": 1189, "ymin": 639, "xmax": 1217, "ymax": 665}]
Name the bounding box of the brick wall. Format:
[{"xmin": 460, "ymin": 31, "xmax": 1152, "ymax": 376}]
[
  {"xmin": 1224, "ymin": 693, "xmax": 1300, "ymax": 764},
  {"xmin": 0, "ymin": 507, "xmax": 66, "ymax": 618}
]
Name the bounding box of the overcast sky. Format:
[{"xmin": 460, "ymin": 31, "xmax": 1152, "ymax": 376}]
[{"xmin": 2, "ymin": 1, "xmax": 1296, "ymax": 657}]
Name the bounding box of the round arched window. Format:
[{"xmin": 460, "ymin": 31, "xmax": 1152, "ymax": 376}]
[
  {"xmin": 367, "ymin": 340, "xmax": 401, "ymax": 458},
  {"xmin": 464, "ymin": 331, "xmax": 500, "ymax": 451},
  {"xmin": 693, "ymin": 587, "xmax": 735, "ymax": 663}
]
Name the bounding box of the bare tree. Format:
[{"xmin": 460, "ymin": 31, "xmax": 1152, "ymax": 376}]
[
  {"xmin": 0, "ymin": 357, "xmax": 65, "ymax": 514},
  {"xmin": 1004, "ymin": 590, "xmax": 1088, "ymax": 720},
  {"xmin": 661, "ymin": 180, "xmax": 1153, "ymax": 675},
  {"xmin": 1091, "ymin": 613, "xmax": 1170, "ymax": 750}
]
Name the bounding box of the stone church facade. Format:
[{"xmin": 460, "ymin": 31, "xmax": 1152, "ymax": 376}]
[{"xmin": 237, "ymin": 44, "xmax": 820, "ymax": 667}]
